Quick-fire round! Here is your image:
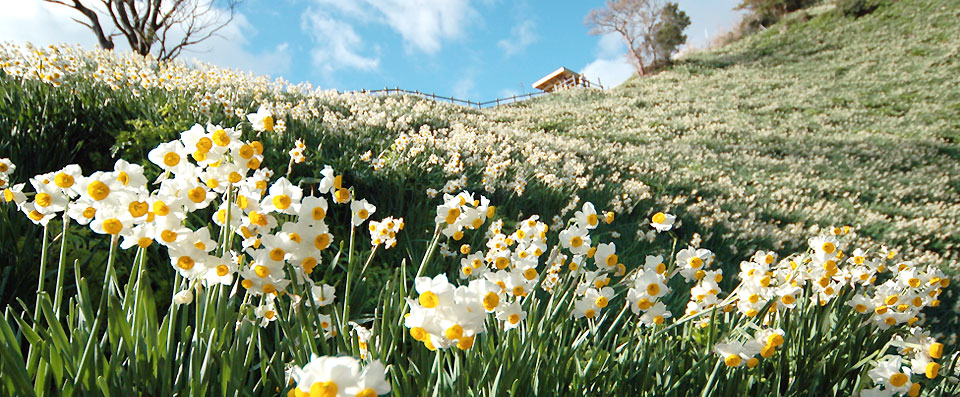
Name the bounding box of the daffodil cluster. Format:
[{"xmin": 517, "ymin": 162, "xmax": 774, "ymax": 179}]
[
  {"xmin": 713, "ymin": 327, "xmax": 786, "ymax": 368},
  {"xmin": 368, "ymin": 217, "xmax": 404, "ymax": 249},
  {"xmin": 0, "ymin": 158, "xmax": 14, "ymax": 189},
  {"xmin": 405, "ymin": 274, "xmax": 502, "ymax": 351},
  {"xmin": 627, "ymin": 255, "xmax": 673, "ymax": 326},
  {"xmin": 288, "ymin": 354, "xmax": 390, "ymax": 397}
]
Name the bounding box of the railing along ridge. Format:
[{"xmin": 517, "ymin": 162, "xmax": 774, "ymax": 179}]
[{"xmin": 342, "ymin": 82, "xmax": 602, "ymax": 109}]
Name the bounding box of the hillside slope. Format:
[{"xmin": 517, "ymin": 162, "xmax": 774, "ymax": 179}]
[
  {"xmin": 487, "ymin": 0, "xmax": 960, "ymax": 264},
  {"xmin": 1, "ymin": 0, "xmax": 957, "ymax": 307}
]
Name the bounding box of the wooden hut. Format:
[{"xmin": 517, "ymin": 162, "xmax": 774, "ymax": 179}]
[{"xmin": 532, "ymin": 67, "xmax": 596, "ymax": 92}]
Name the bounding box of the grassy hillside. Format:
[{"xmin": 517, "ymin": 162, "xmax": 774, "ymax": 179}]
[
  {"xmin": 1, "ymin": 0, "xmax": 959, "ymax": 394},
  {"xmin": 1, "ymin": 0, "xmax": 958, "ymax": 300},
  {"xmin": 488, "ymin": 0, "xmax": 960, "ymax": 264}
]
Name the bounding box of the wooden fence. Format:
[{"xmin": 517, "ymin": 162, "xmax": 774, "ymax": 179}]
[{"xmin": 345, "ymin": 80, "xmax": 602, "ymax": 109}]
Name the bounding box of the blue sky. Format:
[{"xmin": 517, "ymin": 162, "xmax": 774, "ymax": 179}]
[{"xmin": 1, "ymin": 0, "xmax": 744, "ymax": 101}]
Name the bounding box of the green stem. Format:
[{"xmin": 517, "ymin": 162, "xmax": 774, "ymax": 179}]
[
  {"xmin": 359, "ymin": 244, "xmax": 379, "ymax": 280},
  {"xmin": 416, "ymin": 225, "xmax": 443, "ymax": 279},
  {"xmin": 53, "ymin": 211, "xmax": 69, "ymax": 316},
  {"xmin": 342, "ymin": 225, "xmax": 357, "ymax": 330},
  {"xmin": 72, "ymin": 233, "xmax": 119, "ymax": 386},
  {"xmin": 26, "ymin": 223, "xmax": 50, "ymax": 373}
]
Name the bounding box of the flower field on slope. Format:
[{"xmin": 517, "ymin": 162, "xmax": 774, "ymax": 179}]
[
  {"xmin": 1, "ymin": 118, "xmax": 959, "ymax": 395},
  {"xmin": 0, "ymin": 0, "xmax": 959, "ymax": 394}
]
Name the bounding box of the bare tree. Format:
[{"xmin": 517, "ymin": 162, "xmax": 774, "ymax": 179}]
[
  {"xmin": 585, "ymin": 0, "xmax": 665, "ymax": 77},
  {"xmin": 43, "ymin": 0, "xmax": 241, "ymax": 61}
]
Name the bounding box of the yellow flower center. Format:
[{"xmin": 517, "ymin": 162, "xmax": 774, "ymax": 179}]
[
  {"xmin": 457, "ymin": 336, "xmax": 475, "ymax": 350},
  {"xmin": 605, "ymin": 254, "xmax": 618, "ymax": 267},
  {"xmin": 302, "ymin": 258, "xmax": 318, "ymax": 274},
  {"xmin": 410, "ymin": 327, "xmax": 427, "ymax": 342},
  {"xmin": 314, "ymin": 234, "xmax": 331, "ymax": 250},
  {"xmin": 508, "ymin": 313, "xmax": 521, "ymax": 324},
  {"xmin": 35, "ymin": 193, "xmax": 52, "ymax": 207},
  {"xmin": 586, "ymin": 213, "xmax": 598, "ymax": 226},
  {"xmin": 723, "ymin": 354, "xmax": 741, "ymax": 367},
  {"xmin": 309, "ymin": 381, "xmax": 337, "ymax": 397},
  {"xmin": 495, "ymin": 257, "xmax": 509, "ymax": 270},
  {"xmin": 269, "ymin": 248, "xmax": 285, "ymax": 261},
  {"xmin": 87, "ymin": 180, "xmax": 110, "ymax": 200},
  {"xmin": 445, "ymin": 208, "xmax": 460, "ymax": 224},
  {"xmin": 188, "ymin": 187, "xmax": 206, "ymax": 203},
  {"xmin": 419, "ymin": 291, "xmax": 439, "ymax": 308},
  {"xmin": 767, "ymin": 334, "xmax": 784, "ymax": 347},
  {"xmin": 196, "ymin": 137, "xmax": 213, "ymax": 153},
  {"xmin": 212, "ymin": 129, "xmax": 230, "ymax": 146},
  {"xmin": 482, "ymin": 292, "xmax": 499, "ymax": 311},
  {"xmin": 445, "ymin": 324, "xmax": 463, "ymax": 340},
  {"xmin": 312, "ymin": 206, "xmax": 326, "ymax": 220},
  {"xmin": 334, "ymin": 188, "xmax": 350, "ymax": 203},
  {"xmin": 55, "ymin": 173, "xmax": 74, "ymax": 188},
  {"xmin": 232, "ymin": 145, "xmax": 252, "ymax": 161},
  {"xmin": 689, "ymin": 257, "xmax": 703, "ymax": 268},
  {"xmin": 596, "ymin": 296, "xmax": 609, "ymax": 308},
  {"xmin": 271, "ymin": 195, "xmax": 290, "ymax": 210},
  {"xmin": 216, "ymin": 265, "xmax": 229, "ymax": 276},
  {"xmin": 355, "ymin": 388, "xmax": 377, "ymax": 397},
  {"xmin": 262, "ymin": 116, "xmax": 274, "ymax": 131},
  {"xmin": 890, "ymin": 373, "xmax": 908, "ymax": 387},
  {"xmin": 523, "ymin": 268, "xmax": 538, "ymax": 280},
  {"xmin": 647, "ymin": 283, "xmax": 660, "ymax": 296},
  {"xmin": 822, "ymin": 242, "xmax": 836, "ymax": 254},
  {"xmin": 177, "ymin": 256, "xmax": 194, "ymax": 270},
  {"xmin": 652, "ymin": 212, "xmax": 666, "ymax": 224},
  {"xmin": 930, "ymin": 343, "xmax": 944, "ymax": 359},
  {"xmin": 100, "ymin": 218, "xmax": 122, "ymax": 234},
  {"xmin": 128, "ymin": 201, "xmax": 148, "ymax": 217},
  {"xmin": 570, "ymin": 236, "xmax": 583, "ymax": 248}
]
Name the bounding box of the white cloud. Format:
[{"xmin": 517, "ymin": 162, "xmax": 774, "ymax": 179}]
[
  {"xmin": 369, "ymin": 0, "xmax": 477, "ymax": 54},
  {"xmin": 180, "ymin": 13, "xmax": 292, "ymax": 77},
  {"xmin": 452, "ymin": 75, "xmax": 476, "ymax": 99},
  {"xmin": 580, "ymin": 33, "xmax": 635, "ymax": 89},
  {"xmin": 0, "ymin": 1, "xmax": 291, "ymax": 77},
  {"xmin": 581, "ymin": 55, "xmax": 635, "ymax": 89},
  {"xmin": 301, "ymin": 9, "xmax": 380, "ymax": 74},
  {"xmin": 0, "ymin": 2, "xmax": 101, "ymax": 48},
  {"xmin": 497, "ymin": 20, "xmax": 538, "ymax": 57},
  {"xmin": 596, "ymin": 33, "xmax": 626, "ymax": 59},
  {"xmin": 308, "ymin": 0, "xmax": 478, "ymax": 54}
]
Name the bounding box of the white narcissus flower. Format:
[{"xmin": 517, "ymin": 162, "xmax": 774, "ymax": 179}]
[
  {"xmin": 650, "ymin": 211, "xmax": 676, "ymax": 232},
  {"xmin": 0, "ymin": 158, "xmax": 15, "ymax": 176},
  {"xmin": 594, "ymin": 242, "xmax": 618, "ymax": 272},
  {"xmin": 350, "ymin": 199, "xmax": 376, "ymax": 226},
  {"xmin": 638, "ymin": 301, "xmax": 671, "ymax": 327},
  {"xmin": 676, "ymin": 246, "xmax": 715, "ymax": 282},
  {"xmin": 261, "ymin": 177, "xmax": 303, "ymax": 215},
  {"xmin": 868, "ymin": 356, "xmax": 912, "ymax": 393},
  {"xmin": 310, "ymin": 283, "xmax": 336, "ymax": 307},
  {"xmin": 148, "ymin": 141, "xmax": 190, "ymax": 174},
  {"xmin": 172, "ymin": 289, "xmax": 194, "ymax": 305},
  {"xmin": 246, "ymin": 105, "xmax": 274, "ymax": 132},
  {"xmin": 496, "ymin": 301, "xmax": 526, "ymax": 330},
  {"xmin": 291, "ymin": 355, "xmax": 390, "ymax": 397},
  {"xmin": 574, "ymin": 202, "xmax": 599, "ymax": 229},
  {"xmin": 2, "ymin": 183, "xmax": 27, "ymax": 207},
  {"xmin": 559, "ymin": 224, "xmax": 591, "ymax": 256}
]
